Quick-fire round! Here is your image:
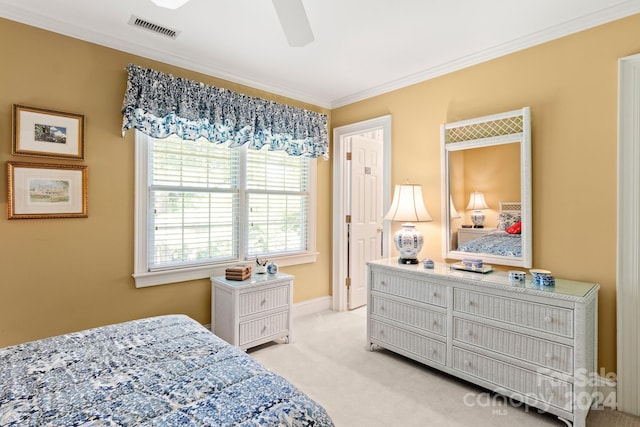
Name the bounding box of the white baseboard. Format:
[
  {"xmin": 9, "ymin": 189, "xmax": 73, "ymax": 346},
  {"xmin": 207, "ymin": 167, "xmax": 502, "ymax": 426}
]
[{"xmin": 292, "ymin": 296, "xmax": 333, "ymax": 318}]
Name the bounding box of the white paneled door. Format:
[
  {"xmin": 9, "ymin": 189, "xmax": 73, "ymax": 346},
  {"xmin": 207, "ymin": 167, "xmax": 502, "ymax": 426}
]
[
  {"xmin": 348, "ymin": 135, "xmax": 383, "ymax": 309},
  {"xmin": 332, "ymin": 115, "xmax": 391, "ymax": 312}
]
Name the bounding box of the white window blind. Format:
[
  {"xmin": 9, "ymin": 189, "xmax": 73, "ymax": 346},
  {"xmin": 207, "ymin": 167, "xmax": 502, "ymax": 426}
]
[
  {"xmin": 149, "ymin": 136, "xmax": 240, "ymax": 269},
  {"xmin": 246, "ymin": 149, "xmax": 309, "ymax": 257},
  {"xmin": 134, "ymin": 132, "xmax": 316, "ymax": 287}
]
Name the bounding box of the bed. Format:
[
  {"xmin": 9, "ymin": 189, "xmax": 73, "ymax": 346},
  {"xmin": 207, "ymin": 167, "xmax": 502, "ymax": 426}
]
[
  {"xmin": 0, "ymin": 314, "xmax": 334, "ymax": 426},
  {"xmin": 456, "ymin": 201, "xmax": 522, "ymax": 257}
]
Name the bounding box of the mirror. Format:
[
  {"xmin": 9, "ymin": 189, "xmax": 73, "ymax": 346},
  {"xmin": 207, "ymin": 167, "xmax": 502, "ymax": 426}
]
[{"xmin": 441, "ymin": 107, "xmax": 532, "ymax": 268}]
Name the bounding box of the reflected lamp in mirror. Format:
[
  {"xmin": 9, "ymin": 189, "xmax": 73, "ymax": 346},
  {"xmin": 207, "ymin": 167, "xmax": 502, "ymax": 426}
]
[
  {"xmin": 384, "ymin": 184, "xmax": 432, "ymax": 264},
  {"xmin": 450, "ymin": 196, "xmax": 461, "ymax": 219},
  {"xmin": 467, "ymin": 191, "xmax": 489, "ymax": 228}
]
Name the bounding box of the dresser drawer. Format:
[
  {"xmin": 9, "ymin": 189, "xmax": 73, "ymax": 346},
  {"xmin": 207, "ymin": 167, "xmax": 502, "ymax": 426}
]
[
  {"xmin": 371, "ymin": 271, "xmax": 447, "ymax": 307},
  {"xmin": 239, "ymin": 284, "xmax": 289, "ymax": 317},
  {"xmin": 453, "ymin": 317, "xmax": 573, "ymax": 373},
  {"xmin": 453, "ymin": 289, "xmax": 574, "ymax": 338},
  {"xmin": 371, "ymin": 294, "xmax": 446, "ymax": 336},
  {"xmin": 452, "ymin": 347, "xmax": 572, "ymax": 411},
  {"xmin": 370, "ymin": 319, "xmax": 446, "ymax": 365},
  {"xmin": 239, "ymin": 311, "xmax": 289, "ymax": 346}
]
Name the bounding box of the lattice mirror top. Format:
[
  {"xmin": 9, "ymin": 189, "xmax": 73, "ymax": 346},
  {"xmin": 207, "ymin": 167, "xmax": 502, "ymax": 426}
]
[{"xmin": 444, "ymin": 113, "xmax": 524, "ymax": 144}]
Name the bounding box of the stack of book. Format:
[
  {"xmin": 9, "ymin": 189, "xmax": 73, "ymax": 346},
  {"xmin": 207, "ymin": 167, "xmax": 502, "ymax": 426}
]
[{"xmin": 225, "ymin": 265, "xmax": 252, "ymax": 281}]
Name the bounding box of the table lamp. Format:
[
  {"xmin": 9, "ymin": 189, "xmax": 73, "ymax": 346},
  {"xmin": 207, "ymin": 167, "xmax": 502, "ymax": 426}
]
[
  {"xmin": 466, "ymin": 191, "xmax": 489, "ymax": 228},
  {"xmin": 384, "ymin": 184, "xmax": 432, "ymax": 264}
]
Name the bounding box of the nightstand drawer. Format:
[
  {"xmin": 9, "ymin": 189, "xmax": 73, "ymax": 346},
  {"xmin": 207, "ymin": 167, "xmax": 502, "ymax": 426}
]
[
  {"xmin": 371, "ymin": 294, "xmax": 446, "ymax": 336},
  {"xmin": 239, "ymin": 311, "xmax": 289, "ymax": 346},
  {"xmin": 453, "ymin": 289, "xmax": 573, "ymax": 338},
  {"xmin": 371, "ymin": 271, "xmax": 447, "ymax": 307},
  {"xmin": 452, "ymin": 347, "xmax": 572, "ymax": 411},
  {"xmin": 239, "ymin": 285, "xmax": 289, "ymax": 317},
  {"xmin": 453, "ymin": 317, "xmax": 573, "ymax": 373},
  {"xmin": 370, "ymin": 319, "xmax": 446, "ymax": 365}
]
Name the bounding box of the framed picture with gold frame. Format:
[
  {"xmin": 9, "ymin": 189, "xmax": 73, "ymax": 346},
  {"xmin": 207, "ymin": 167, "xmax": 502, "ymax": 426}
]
[
  {"xmin": 7, "ymin": 162, "xmax": 88, "ymax": 219},
  {"xmin": 12, "ymin": 104, "xmax": 84, "ymax": 160}
]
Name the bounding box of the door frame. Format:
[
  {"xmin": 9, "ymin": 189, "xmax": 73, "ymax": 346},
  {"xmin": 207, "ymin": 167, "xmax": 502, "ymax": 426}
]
[
  {"xmin": 617, "ymin": 53, "xmax": 640, "ymax": 415},
  {"xmin": 332, "ymin": 115, "xmax": 392, "ymax": 311}
]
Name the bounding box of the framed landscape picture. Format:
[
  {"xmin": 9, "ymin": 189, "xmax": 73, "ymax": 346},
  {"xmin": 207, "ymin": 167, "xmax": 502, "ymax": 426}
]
[
  {"xmin": 12, "ymin": 104, "xmax": 84, "ymax": 160},
  {"xmin": 7, "ymin": 162, "xmax": 88, "ymax": 219}
]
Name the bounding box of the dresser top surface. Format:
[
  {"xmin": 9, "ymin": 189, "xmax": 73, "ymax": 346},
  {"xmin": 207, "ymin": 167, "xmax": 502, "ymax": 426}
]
[{"xmin": 368, "ymin": 258, "xmax": 599, "ymax": 299}]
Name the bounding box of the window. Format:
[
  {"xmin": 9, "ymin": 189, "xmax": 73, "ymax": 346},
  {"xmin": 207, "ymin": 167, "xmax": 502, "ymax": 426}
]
[{"xmin": 134, "ymin": 132, "xmax": 317, "ymax": 287}]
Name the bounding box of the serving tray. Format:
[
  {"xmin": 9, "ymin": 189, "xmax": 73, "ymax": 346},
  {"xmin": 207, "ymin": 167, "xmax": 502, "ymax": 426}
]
[{"xmin": 450, "ymin": 262, "xmax": 493, "ymax": 274}]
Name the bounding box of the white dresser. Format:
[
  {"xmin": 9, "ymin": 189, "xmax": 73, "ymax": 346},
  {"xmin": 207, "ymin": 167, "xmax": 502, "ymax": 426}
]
[
  {"xmin": 211, "ymin": 272, "xmax": 293, "ymax": 350},
  {"xmin": 367, "ymin": 259, "xmax": 599, "ymax": 427}
]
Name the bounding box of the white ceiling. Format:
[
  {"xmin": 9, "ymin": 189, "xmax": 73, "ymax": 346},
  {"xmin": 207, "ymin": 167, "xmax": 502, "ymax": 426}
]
[{"xmin": 1, "ymin": 0, "xmax": 639, "ymax": 108}]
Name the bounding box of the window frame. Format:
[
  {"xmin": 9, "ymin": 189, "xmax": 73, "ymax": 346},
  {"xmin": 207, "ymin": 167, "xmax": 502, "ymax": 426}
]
[{"xmin": 133, "ymin": 132, "xmax": 318, "ymax": 288}]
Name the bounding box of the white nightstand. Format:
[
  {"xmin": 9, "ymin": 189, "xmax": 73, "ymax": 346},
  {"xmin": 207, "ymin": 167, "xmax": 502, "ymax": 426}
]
[
  {"xmin": 211, "ymin": 272, "xmax": 293, "ymax": 350},
  {"xmin": 457, "ymin": 227, "xmax": 497, "ymax": 245}
]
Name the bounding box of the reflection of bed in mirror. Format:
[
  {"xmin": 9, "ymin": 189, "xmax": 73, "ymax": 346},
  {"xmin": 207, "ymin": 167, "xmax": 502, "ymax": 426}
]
[
  {"xmin": 441, "ymin": 107, "xmax": 531, "ymax": 268},
  {"xmin": 456, "ymin": 202, "xmax": 522, "ymax": 257}
]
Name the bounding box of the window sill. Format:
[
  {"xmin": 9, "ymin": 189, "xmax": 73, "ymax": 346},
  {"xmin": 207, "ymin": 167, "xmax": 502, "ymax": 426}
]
[{"xmin": 133, "ymin": 252, "xmax": 319, "ymax": 288}]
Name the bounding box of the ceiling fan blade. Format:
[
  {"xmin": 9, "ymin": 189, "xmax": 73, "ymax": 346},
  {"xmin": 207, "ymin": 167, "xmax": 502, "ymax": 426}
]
[
  {"xmin": 272, "ymin": 0, "xmax": 314, "ymax": 47},
  {"xmin": 150, "ymin": 0, "xmax": 191, "ymax": 9}
]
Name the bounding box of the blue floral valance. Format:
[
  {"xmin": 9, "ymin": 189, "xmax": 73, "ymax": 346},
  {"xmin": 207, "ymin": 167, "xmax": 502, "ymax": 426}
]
[{"xmin": 121, "ymin": 64, "xmax": 329, "ymax": 159}]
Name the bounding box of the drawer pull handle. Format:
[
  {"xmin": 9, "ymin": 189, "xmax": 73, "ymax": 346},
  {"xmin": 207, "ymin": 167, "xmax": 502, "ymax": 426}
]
[
  {"xmin": 463, "ymin": 329, "xmax": 471, "ymax": 337},
  {"xmin": 463, "ymin": 360, "xmax": 471, "ymax": 367},
  {"xmin": 261, "ymin": 325, "xmax": 268, "ymax": 333},
  {"xmin": 544, "ymin": 316, "xmax": 552, "ymax": 323},
  {"xmin": 466, "ymin": 300, "xmax": 474, "ymax": 307},
  {"xmin": 431, "ymin": 291, "xmax": 437, "ymax": 298},
  {"xmin": 380, "ymin": 281, "xmax": 387, "ymax": 286}
]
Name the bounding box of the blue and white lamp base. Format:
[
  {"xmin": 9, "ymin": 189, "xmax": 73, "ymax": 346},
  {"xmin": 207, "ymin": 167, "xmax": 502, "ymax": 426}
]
[
  {"xmin": 471, "ymin": 210, "xmax": 486, "ymax": 228},
  {"xmin": 394, "ymin": 223, "xmax": 423, "ymax": 264}
]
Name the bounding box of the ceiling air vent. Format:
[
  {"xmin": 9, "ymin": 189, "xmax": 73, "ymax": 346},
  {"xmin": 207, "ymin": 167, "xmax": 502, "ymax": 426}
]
[{"xmin": 128, "ymin": 15, "xmax": 180, "ymax": 39}]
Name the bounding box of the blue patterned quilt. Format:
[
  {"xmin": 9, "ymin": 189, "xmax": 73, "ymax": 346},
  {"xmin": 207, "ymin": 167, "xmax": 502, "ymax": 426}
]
[
  {"xmin": 0, "ymin": 315, "xmax": 334, "ymax": 426},
  {"xmin": 457, "ymin": 231, "xmax": 522, "ymax": 257}
]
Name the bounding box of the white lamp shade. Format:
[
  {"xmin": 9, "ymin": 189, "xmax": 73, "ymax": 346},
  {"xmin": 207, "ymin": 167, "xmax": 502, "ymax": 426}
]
[
  {"xmin": 150, "ymin": 0, "xmax": 191, "ymax": 9},
  {"xmin": 466, "ymin": 191, "xmax": 489, "ymax": 210},
  {"xmin": 450, "ymin": 196, "xmax": 461, "ymax": 219},
  {"xmin": 384, "ymin": 185, "xmax": 432, "ymax": 223}
]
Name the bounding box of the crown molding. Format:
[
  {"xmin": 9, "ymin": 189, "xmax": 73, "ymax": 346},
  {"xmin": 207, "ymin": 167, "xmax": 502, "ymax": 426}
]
[
  {"xmin": 0, "ymin": 3, "xmax": 331, "ymax": 108},
  {"xmin": 1, "ymin": 2, "xmax": 639, "ymax": 110},
  {"xmin": 331, "ymin": 2, "xmax": 640, "ymax": 108}
]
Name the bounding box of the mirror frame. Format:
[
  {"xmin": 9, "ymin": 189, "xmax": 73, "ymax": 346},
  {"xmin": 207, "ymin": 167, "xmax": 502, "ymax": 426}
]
[{"xmin": 441, "ymin": 107, "xmax": 532, "ymax": 268}]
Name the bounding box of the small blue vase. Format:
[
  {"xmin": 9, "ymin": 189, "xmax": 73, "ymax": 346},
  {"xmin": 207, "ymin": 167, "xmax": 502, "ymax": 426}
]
[{"xmin": 267, "ymin": 262, "xmax": 278, "ymax": 274}]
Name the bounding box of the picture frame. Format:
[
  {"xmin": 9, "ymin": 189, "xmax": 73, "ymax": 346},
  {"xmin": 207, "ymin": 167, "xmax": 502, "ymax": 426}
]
[
  {"xmin": 7, "ymin": 162, "xmax": 88, "ymax": 219},
  {"xmin": 12, "ymin": 104, "xmax": 84, "ymax": 160}
]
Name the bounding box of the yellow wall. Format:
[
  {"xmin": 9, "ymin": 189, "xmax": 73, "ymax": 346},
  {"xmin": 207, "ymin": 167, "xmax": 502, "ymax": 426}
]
[
  {"xmin": 332, "ymin": 14, "xmax": 640, "ymax": 374},
  {"xmin": 2, "ymin": 13, "xmax": 638, "ymax": 376},
  {"xmin": 0, "ymin": 17, "xmax": 331, "ymax": 346}
]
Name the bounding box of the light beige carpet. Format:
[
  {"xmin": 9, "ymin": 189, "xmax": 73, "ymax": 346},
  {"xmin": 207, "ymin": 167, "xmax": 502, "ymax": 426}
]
[{"xmin": 249, "ymin": 308, "xmax": 640, "ymax": 427}]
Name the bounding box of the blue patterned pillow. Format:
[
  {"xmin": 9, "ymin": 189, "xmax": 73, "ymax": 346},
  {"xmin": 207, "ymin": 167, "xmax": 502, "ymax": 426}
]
[{"xmin": 497, "ymin": 212, "xmax": 521, "ymax": 230}]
